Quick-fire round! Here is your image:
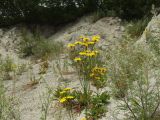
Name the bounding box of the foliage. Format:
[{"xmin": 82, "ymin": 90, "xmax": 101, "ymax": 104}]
[{"xmin": 1, "ymin": 0, "xmax": 160, "ymax": 26}]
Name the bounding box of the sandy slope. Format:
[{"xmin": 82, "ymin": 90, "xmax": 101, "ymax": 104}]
[{"xmin": 0, "ymin": 15, "xmax": 130, "ymax": 120}]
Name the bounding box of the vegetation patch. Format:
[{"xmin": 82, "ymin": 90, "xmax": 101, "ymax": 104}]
[{"xmin": 19, "ymin": 29, "xmax": 64, "ymax": 59}]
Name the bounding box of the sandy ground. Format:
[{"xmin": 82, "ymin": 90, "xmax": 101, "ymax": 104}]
[{"xmin": 1, "ymin": 14, "xmax": 159, "ymax": 120}]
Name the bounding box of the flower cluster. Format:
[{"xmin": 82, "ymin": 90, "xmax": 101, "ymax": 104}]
[
  {"xmin": 90, "ymin": 67, "xmax": 107, "ymax": 77},
  {"xmin": 79, "ymin": 50, "xmax": 98, "ymax": 57},
  {"xmin": 62, "ymin": 35, "xmax": 109, "ymax": 119},
  {"xmin": 89, "ymin": 66, "xmax": 107, "ymax": 88},
  {"xmin": 58, "ymin": 88, "xmax": 75, "ymax": 103},
  {"xmin": 67, "ymin": 35, "xmax": 100, "ymax": 49},
  {"xmin": 90, "ymin": 67, "xmax": 106, "ymax": 80},
  {"xmin": 67, "ymin": 35, "xmax": 100, "ymax": 62}
]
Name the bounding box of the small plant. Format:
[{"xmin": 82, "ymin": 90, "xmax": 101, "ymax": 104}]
[
  {"xmin": 39, "ymin": 60, "xmax": 49, "ymax": 75},
  {"xmin": 1, "ymin": 56, "xmax": 16, "ymax": 73},
  {"xmin": 39, "ymin": 54, "xmax": 50, "ymax": 74},
  {"xmin": 90, "ymin": 66, "xmax": 107, "ymax": 89},
  {"xmin": 54, "ymin": 87, "xmax": 75, "ymax": 106},
  {"xmin": 16, "ymin": 63, "xmax": 27, "ymax": 75},
  {"xmin": 0, "ymin": 56, "xmax": 17, "ymax": 80},
  {"xmin": 87, "ymin": 92, "xmax": 110, "ymax": 120}
]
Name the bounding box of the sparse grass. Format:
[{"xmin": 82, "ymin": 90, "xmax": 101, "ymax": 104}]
[
  {"xmin": 105, "ymin": 35, "xmax": 153, "ymax": 97},
  {"xmin": 0, "ymin": 77, "xmax": 20, "ymax": 120},
  {"xmin": 19, "ymin": 28, "xmax": 64, "ymax": 59},
  {"xmin": 105, "ymin": 32, "xmax": 160, "ymax": 119},
  {"xmin": 125, "ymin": 17, "xmax": 151, "ymax": 38}
]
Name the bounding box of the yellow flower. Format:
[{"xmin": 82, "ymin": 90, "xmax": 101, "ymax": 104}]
[
  {"xmin": 67, "ymin": 43, "xmax": 75, "ymax": 48},
  {"xmin": 86, "ymin": 52, "xmax": 96, "ymax": 57},
  {"xmin": 100, "ymin": 68, "xmax": 107, "ymax": 73},
  {"xmin": 60, "ymin": 91, "xmax": 66, "ymax": 95},
  {"xmin": 79, "ymin": 42, "xmax": 88, "ymax": 47},
  {"xmin": 83, "ymin": 37, "xmax": 90, "ymax": 42},
  {"xmin": 92, "ymin": 35, "xmax": 100, "ymax": 42},
  {"xmin": 59, "ymin": 97, "xmax": 67, "ymax": 103},
  {"xmin": 79, "ymin": 51, "xmax": 87, "ymax": 56},
  {"xmin": 79, "ymin": 36, "xmax": 84, "ymax": 39},
  {"xmin": 63, "ymin": 88, "xmax": 72, "ymax": 91},
  {"xmin": 75, "ymin": 41, "xmax": 83, "ymax": 45},
  {"xmin": 81, "ymin": 117, "xmax": 86, "ymax": 120},
  {"xmin": 66, "ymin": 96, "xmax": 75, "ymax": 99},
  {"xmin": 91, "ymin": 67, "xmax": 107, "ymax": 75},
  {"xmin": 74, "ymin": 57, "xmax": 82, "ymax": 62},
  {"xmin": 95, "ymin": 77, "xmax": 101, "ymax": 80},
  {"xmin": 86, "ymin": 51, "xmax": 97, "ymax": 57},
  {"xmin": 79, "ymin": 50, "xmax": 98, "ymax": 57},
  {"xmin": 87, "ymin": 42, "xmax": 95, "ymax": 45}
]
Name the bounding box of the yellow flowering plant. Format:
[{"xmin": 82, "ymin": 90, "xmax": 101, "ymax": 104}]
[
  {"xmin": 52, "ymin": 35, "xmax": 109, "ymax": 119},
  {"xmin": 66, "ymin": 35, "xmax": 109, "ymax": 119},
  {"xmin": 89, "ymin": 66, "xmax": 107, "ymax": 89},
  {"xmin": 54, "ymin": 87, "xmax": 75, "ymax": 104}
]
